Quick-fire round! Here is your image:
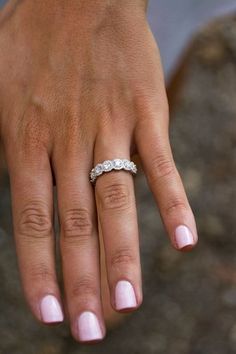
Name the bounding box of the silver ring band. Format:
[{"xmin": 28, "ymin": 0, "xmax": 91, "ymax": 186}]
[{"xmin": 90, "ymin": 158, "xmax": 137, "ymax": 184}]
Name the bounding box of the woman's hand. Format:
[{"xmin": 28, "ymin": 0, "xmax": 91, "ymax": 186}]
[{"xmin": 0, "ymin": 0, "xmax": 198, "ymax": 343}]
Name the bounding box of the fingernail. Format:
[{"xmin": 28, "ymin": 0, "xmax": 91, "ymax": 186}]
[
  {"xmin": 78, "ymin": 311, "xmax": 103, "ymax": 342},
  {"xmin": 115, "ymin": 280, "xmax": 137, "ymax": 310},
  {"xmin": 175, "ymin": 225, "xmax": 194, "ymax": 249},
  {"xmin": 40, "ymin": 295, "xmax": 64, "ymax": 323}
]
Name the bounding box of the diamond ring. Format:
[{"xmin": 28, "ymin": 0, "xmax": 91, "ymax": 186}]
[{"xmin": 90, "ymin": 158, "xmax": 137, "ymax": 184}]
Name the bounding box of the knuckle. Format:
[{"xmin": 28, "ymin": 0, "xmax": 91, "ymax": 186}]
[
  {"xmin": 110, "ymin": 247, "xmax": 136, "ymax": 269},
  {"xmin": 134, "ymin": 90, "xmax": 169, "ymax": 127},
  {"xmin": 18, "ymin": 200, "xmax": 52, "ymax": 239},
  {"xmin": 29, "ymin": 262, "xmax": 56, "ymax": 283},
  {"xmin": 149, "ymin": 155, "xmax": 175, "ymax": 182},
  {"xmin": 164, "ymin": 198, "xmax": 189, "ymax": 216},
  {"xmin": 17, "ymin": 101, "xmax": 51, "ymax": 153},
  {"xmin": 97, "ymin": 182, "xmax": 131, "ymax": 212},
  {"xmin": 71, "ymin": 275, "xmax": 98, "ymax": 299},
  {"xmin": 61, "ymin": 208, "xmax": 93, "ymax": 241}
]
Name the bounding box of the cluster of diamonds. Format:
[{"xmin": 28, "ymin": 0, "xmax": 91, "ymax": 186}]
[{"xmin": 90, "ymin": 159, "xmax": 137, "ymax": 183}]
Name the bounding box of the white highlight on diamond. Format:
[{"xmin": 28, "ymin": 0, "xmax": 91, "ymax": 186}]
[
  {"xmin": 90, "ymin": 158, "xmax": 137, "ymax": 183},
  {"xmin": 113, "ymin": 159, "xmax": 123, "ymax": 170},
  {"xmin": 123, "ymin": 159, "xmax": 131, "ymax": 170},
  {"xmin": 103, "ymin": 160, "xmax": 113, "ymax": 171},
  {"xmin": 95, "ymin": 164, "xmax": 103, "ymax": 175}
]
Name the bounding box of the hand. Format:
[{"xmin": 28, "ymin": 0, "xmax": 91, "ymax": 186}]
[{"xmin": 0, "ymin": 0, "xmax": 198, "ymax": 343}]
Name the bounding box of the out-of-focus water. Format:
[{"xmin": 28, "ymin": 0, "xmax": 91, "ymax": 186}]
[
  {"xmin": 0, "ymin": 0, "xmax": 236, "ymax": 80},
  {"xmin": 148, "ymin": 0, "xmax": 236, "ymax": 81}
]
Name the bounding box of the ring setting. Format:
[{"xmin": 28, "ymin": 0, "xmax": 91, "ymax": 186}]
[{"xmin": 90, "ymin": 158, "xmax": 137, "ymax": 184}]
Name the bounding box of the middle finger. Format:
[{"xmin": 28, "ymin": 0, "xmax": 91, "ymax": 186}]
[{"xmin": 52, "ymin": 145, "xmax": 105, "ymax": 343}]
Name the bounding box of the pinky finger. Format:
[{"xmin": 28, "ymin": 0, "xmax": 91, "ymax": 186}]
[{"xmin": 135, "ymin": 115, "xmax": 198, "ymax": 251}]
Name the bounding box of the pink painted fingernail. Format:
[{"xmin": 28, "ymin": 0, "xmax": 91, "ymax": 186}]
[
  {"xmin": 115, "ymin": 280, "xmax": 137, "ymax": 310},
  {"xmin": 40, "ymin": 295, "xmax": 64, "ymax": 323},
  {"xmin": 175, "ymin": 225, "xmax": 194, "ymax": 249},
  {"xmin": 78, "ymin": 311, "xmax": 103, "ymax": 342}
]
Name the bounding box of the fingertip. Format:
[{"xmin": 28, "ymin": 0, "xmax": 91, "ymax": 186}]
[
  {"xmin": 173, "ymin": 224, "xmax": 198, "ymax": 252},
  {"xmin": 111, "ymin": 280, "xmax": 142, "ymax": 314},
  {"xmin": 40, "ymin": 294, "xmax": 64, "ymax": 324},
  {"xmin": 73, "ymin": 311, "xmax": 106, "ymax": 344},
  {"xmin": 175, "ymin": 242, "xmax": 197, "ymax": 253}
]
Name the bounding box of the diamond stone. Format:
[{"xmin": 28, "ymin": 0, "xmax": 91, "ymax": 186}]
[
  {"xmin": 103, "ymin": 160, "xmax": 113, "ymax": 171},
  {"xmin": 95, "ymin": 164, "xmax": 103, "ymax": 175},
  {"xmin": 123, "ymin": 159, "xmax": 131, "ymax": 170},
  {"xmin": 113, "ymin": 159, "xmax": 123, "ymax": 170}
]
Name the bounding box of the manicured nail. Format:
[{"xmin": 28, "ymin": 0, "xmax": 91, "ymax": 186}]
[
  {"xmin": 115, "ymin": 280, "xmax": 137, "ymax": 310},
  {"xmin": 78, "ymin": 311, "xmax": 103, "ymax": 342},
  {"xmin": 175, "ymin": 225, "xmax": 194, "ymax": 249},
  {"xmin": 40, "ymin": 295, "xmax": 64, "ymax": 323}
]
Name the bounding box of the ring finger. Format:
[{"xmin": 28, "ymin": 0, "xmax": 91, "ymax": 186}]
[{"xmin": 94, "ymin": 128, "xmax": 142, "ymax": 313}]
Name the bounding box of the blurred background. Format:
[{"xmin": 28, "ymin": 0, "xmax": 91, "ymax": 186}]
[{"xmin": 0, "ymin": 1, "xmax": 236, "ymax": 353}]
